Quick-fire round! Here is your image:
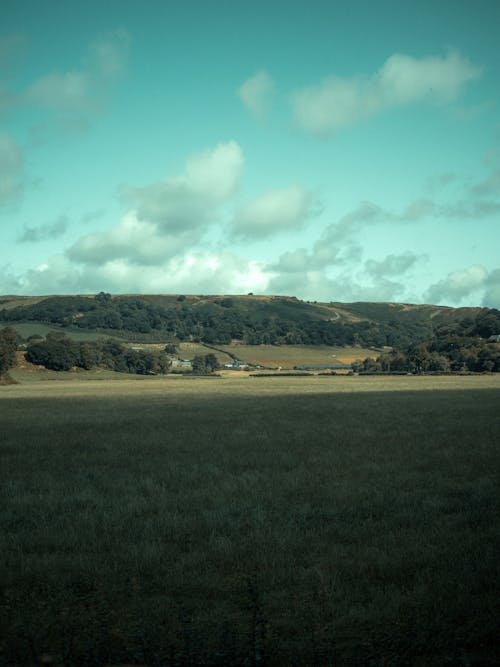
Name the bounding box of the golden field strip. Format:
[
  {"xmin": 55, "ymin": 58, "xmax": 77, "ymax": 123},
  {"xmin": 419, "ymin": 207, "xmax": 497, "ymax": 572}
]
[{"xmin": 3, "ymin": 368, "xmax": 500, "ymax": 398}]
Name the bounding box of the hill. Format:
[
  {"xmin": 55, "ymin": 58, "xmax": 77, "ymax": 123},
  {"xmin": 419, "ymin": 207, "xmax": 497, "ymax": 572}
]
[{"xmin": 0, "ymin": 293, "xmax": 496, "ymax": 351}]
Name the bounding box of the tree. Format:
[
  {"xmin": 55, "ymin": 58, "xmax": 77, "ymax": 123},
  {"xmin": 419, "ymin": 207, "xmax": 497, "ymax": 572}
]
[
  {"xmin": 0, "ymin": 327, "xmax": 17, "ymax": 375},
  {"xmin": 192, "ymin": 353, "xmax": 219, "ymax": 375},
  {"xmin": 204, "ymin": 353, "xmax": 219, "ymax": 372},
  {"xmin": 26, "ymin": 333, "xmax": 79, "ymax": 371}
]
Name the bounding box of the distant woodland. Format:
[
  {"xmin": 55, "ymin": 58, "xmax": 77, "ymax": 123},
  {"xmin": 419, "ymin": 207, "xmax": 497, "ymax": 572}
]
[{"xmin": 1, "ymin": 293, "xmax": 499, "ymax": 374}]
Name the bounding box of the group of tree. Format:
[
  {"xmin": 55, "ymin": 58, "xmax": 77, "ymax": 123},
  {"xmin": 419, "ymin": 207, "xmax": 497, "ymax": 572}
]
[
  {"xmin": 25, "ymin": 333, "xmax": 170, "ymax": 375},
  {"xmin": 191, "ymin": 353, "xmax": 219, "ymax": 375},
  {"xmin": 0, "ymin": 293, "xmax": 438, "ymax": 348},
  {"xmin": 0, "ymin": 327, "xmax": 17, "ymax": 376},
  {"xmin": 2, "ymin": 295, "xmax": 500, "ymax": 362},
  {"xmin": 355, "ymin": 310, "xmax": 500, "ymax": 373}
]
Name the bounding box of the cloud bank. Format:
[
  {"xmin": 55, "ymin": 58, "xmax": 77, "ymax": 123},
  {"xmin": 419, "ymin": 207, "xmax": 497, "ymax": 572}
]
[
  {"xmin": 70, "ymin": 141, "xmax": 244, "ymax": 266},
  {"xmin": 292, "ymin": 51, "xmax": 481, "ymax": 135}
]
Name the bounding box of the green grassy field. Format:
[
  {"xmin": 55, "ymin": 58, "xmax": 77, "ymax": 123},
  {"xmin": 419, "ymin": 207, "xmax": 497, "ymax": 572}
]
[{"xmin": 1, "ymin": 375, "xmax": 499, "ymax": 666}]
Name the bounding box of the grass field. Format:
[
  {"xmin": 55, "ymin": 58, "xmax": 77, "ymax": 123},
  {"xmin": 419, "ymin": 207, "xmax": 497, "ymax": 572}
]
[
  {"xmin": 1, "ymin": 375, "xmax": 499, "ymax": 665},
  {"xmin": 217, "ymin": 344, "xmax": 381, "ymax": 367}
]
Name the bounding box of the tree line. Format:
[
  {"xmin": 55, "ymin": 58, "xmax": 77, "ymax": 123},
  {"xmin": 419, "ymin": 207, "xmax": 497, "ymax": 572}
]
[
  {"xmin": 22, "ymin": 333, "xmax": 222, "ymax": 376},
  {"xmin": 355, "ymin": 311, "xmax": 500, "ymax": 373},
  {"xmin": 1, "ymin": 293, "xmax": 440, "ymax": 348},
  {"xmin": 25, "ymin": 333, "xmax": 170, "ymax": 374}
]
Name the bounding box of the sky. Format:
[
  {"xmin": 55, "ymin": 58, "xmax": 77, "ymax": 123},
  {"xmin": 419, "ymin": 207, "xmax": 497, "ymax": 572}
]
[{"xmin": 1, "ymin": 0, "xmax": 500, "ymax": 307}]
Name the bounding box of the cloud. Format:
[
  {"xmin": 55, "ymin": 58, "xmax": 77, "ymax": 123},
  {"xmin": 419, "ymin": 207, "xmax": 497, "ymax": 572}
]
[
  {"xmin": 231, "ymin": 185, "xmax": 314, "ymax": 239},
  {"xmin": 271, "ymin": 248, "xmax": 313, "ymax": 273},
  {"xmin": 425, "ymin": 265, "xmax": 488, "ymax": 305},
  {"xmin": 483, "ymin": 269, "xmax": 500, "ymax": 309},
  {"xmin": 25, "ymin": 71, "xmax": 93, "ymax": 111},
  {"xmin": 122, "ymin": 141, "xmax": 243, "ymax": 232},
  {"xmin": 440, "ymin": 199, "xmax": 500, "ymax": 219},
  {"xmin": 87, "ymin": 28, "xmax": 131, "ymax": 78},
  {"xmin": 80, "ymin": 208, "xmax": 106, "ymax": 224},
  {"xmin": 365, "ymin": 252, "xmax": 419, "ymax": 278},
  {"xmin": 322, "ymin": 201, "xmax": 385, "ymax": 243},
  {"xmin": 69, "ymin": 141, "xmax": 244, "ymax": 266},
  {"xmin": 0, "ymin": 132, "xmax": 23, "ymax": 205},
  {"xmin": 183, "ymin": 140, "xmax": 244, "ymax": 202},
  {"xmin": 238, "ymin": 70, "xmax": 275, "ymax": 119},
  {"xmin": 68, "ymin": 212, "xmax": 194, "ymax": 266},
  {"xmin": 1, "ymin": 29, "xmax": 131, "ymax": 128},
  {"xmin": 292, "ymin": 50, "xmax": 481, "ymax": 136},
  {"xmin": 399, "ymin": 198, "xmax": 435, "ymax": 221},
  {"xmin": 18, "ymin": 215, "xmax": 69, "ymax": 243},
  {"xmin": 470, "ymin": 168, "xmax": 500, "ymax": 197},
  {"xmin": 270, "ymin": 239, "xmax": 360, "ymax": 275},
  {"xmin": 5, "ymin": 249, "xmax": 271, "ymax": 296}
]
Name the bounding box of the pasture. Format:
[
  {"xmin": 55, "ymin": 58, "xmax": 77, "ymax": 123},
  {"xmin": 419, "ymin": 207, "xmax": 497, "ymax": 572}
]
[
  {"xmin": 216, "ymin": 343, "xmax": 380, "ymax": 367},
  {"xmin": 1, "ymin": 374, "xmax": 499, "ymax": 665}
]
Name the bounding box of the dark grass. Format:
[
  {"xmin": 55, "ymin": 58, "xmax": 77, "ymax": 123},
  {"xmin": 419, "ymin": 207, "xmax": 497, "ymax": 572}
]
[{"xmin": 1, "ymin": 386, "xmax": 500, "ymax": 665}]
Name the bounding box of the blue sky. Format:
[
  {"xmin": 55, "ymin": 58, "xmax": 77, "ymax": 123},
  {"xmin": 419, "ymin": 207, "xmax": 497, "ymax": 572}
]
[{"xmin": 1, "ymin": 0, "xmax": 500, "ymax": 306}]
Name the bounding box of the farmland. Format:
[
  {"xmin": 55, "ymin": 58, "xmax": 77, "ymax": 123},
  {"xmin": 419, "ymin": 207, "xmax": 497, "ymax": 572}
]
[
  {"xmin": 1, "ymin": 374, "xmax": 500, "ymax": 665},
  {"xmin": 216, "ymin": 343, "xmax": 381, "ymax": 367}
]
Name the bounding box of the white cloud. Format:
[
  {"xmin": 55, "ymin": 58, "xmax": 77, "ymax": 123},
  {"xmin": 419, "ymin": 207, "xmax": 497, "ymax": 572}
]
[
  {"xmin": 375, "ymin": 51, "xmax": 480, "ymax": 105},
  {"xmin": 6, "ymin": 249, "xmax": 271, "ymax": 296},
  {"xmin": 238, "ymin": 70, "xmax": 275, "ymax": 119},
  {"xmin": 293, "ymin": 50, "xmax": 481, "ymax": 135},
  {"xmin": 0, "ymin": 132, "xmax": 23, "ymax": 205},
  {"xmin": 67, "ymin": 211, "xmax": 194, "ymax": 266},
  {"xmin": 68, "ymin": 142, "xmax": 243, "ymax": 267},
  {"xmin": 122, "ymin": 141, "xmax": 244, "ymax": 232},
  {"xmin": 425, "ymin": 265, "xmax": 488, "ymax": 305},
  {"xmin": 232, "ymin": 185, "xmax": 314, "ymax": 239},
  {"xmin": 183, "ymin": 140, "xmax": 244, "ymax": 202}
]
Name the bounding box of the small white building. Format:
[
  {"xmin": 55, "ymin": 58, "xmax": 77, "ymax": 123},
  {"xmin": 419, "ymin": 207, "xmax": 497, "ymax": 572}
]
[{"xmin": 171, "ymin": 358, "xmax": 193, "ymax": 369}]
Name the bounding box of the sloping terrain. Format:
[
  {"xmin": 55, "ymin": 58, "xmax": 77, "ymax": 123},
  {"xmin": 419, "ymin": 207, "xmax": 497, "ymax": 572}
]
[{"xmin": 0, "ymin": 293, "xmax": 495, "ymax": 351}]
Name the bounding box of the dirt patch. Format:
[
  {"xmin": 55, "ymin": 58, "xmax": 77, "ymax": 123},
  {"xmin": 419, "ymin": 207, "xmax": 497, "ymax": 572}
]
[{"xmin": 15, "ymin": 350, "xmax": 43, "ymax": 371}]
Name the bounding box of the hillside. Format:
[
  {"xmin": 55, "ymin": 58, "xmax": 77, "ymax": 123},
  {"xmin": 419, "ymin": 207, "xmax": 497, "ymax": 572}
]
[{"xmin": 0, "ymin": 293, "xmax": 497, "ymax": 351}]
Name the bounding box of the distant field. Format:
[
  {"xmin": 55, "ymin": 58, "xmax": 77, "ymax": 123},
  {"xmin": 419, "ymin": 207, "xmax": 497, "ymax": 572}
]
[
  {"xmin": 0, "ymin": 320, "xmax": 121, "ymax": 342},
  {"xmin": 0, "ymin": 296, "xmax": 48, "ymax": 310},
  {"xmin": 1, "ymin": 374, "xmax": 499, "ymax": 665},
  {"xmin": 218, "ymin": 343, "xmax": 382, "ymax": 367}
]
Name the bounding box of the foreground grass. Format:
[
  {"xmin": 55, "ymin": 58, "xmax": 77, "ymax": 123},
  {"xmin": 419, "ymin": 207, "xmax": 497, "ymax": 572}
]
[{"xmin": 1, "ymin": 376, "xmax": 499, "ymax": 665}]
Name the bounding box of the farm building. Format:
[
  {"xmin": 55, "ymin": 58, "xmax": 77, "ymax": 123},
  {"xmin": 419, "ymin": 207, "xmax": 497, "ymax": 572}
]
[
  {"xmin": 223, "ymin": 361, "xmax": 249, "ymax": 370},
  {"xmin": 171, "ymin": 359, "xmax": 193, "ymax": 369}
]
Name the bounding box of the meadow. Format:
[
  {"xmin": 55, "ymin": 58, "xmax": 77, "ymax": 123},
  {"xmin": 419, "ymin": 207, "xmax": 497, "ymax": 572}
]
[
  {"xmin": 215, "ymin": 344, "xmax": 379, "ymax": 367},
  {"xmin": 1, "ymin": 374, "xmax": 499, "ymax": 665}
]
